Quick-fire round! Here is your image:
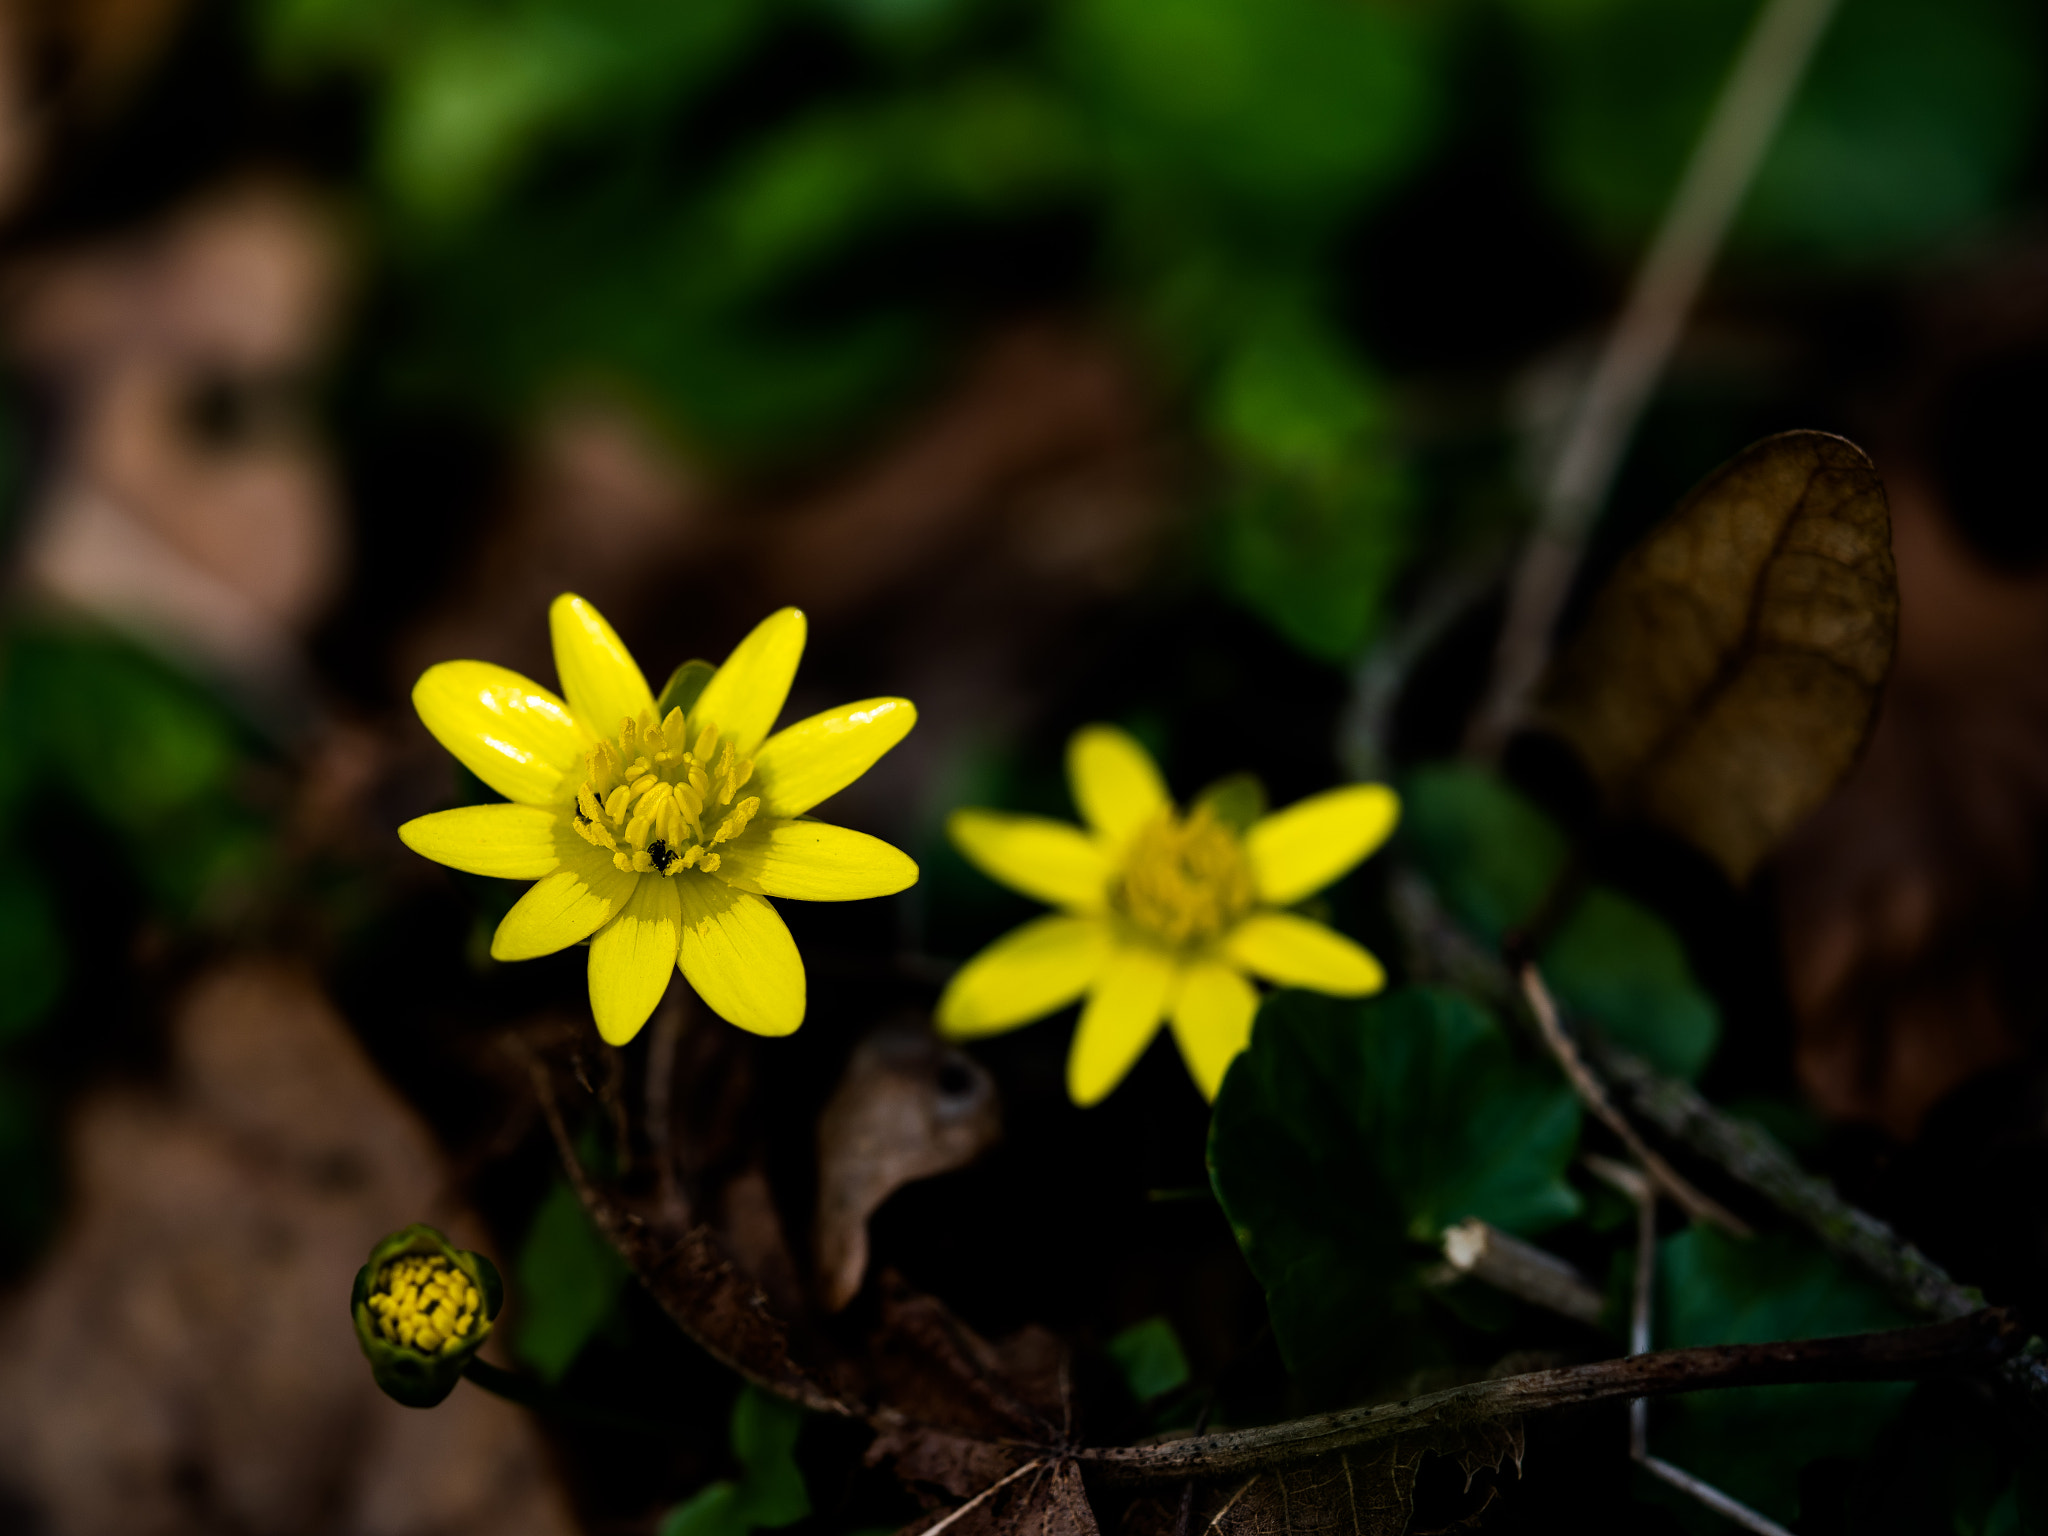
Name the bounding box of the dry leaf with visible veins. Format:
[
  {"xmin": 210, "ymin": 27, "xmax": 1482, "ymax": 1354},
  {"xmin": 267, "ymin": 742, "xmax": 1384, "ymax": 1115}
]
[{"xmin": 1535, "ymin": 431, "xmax": 1898, "ymax": 884}]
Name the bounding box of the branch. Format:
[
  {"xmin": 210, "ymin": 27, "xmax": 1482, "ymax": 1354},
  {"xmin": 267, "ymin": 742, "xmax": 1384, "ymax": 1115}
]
[
  {"xmin": 1390, "ymin": 869, "xmax": 2048, "ymax": 1410},
  {"xmin": 1521, "ymin": 964, "xmax": 1750, "ymax": 1237},
  {"xmin": 1467, "ymin": 0, "xmax": 1845, "ymax": 752},
  {"xmin": 1079, "ymin": 1311, "xmax": 2021, "ymax": 1485},
  {"xmin": 1586, "ymin": 1036, "xmax": 1977, "ymax": 1322}
]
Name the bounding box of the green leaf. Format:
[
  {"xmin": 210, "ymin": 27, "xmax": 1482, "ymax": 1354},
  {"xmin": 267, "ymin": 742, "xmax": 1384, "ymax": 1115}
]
[
  {"xmin": 1544, "ymin": 888, "xmax": 1719, "ymax": 1080},
  {"xmin": 1399, "ymin": 764, "xmax": 1721, "ymax": 1080},
  {"xmin": 1208, "ymin": 305, "xmax": 1413, "ymax": 661},
  {"xmin": 730, "ymin": 1384, "xmax": 811, "ymax": 1529},
  {"xmin": 1208, "ymin": 987, "xmax": 1581, "ymax": 1397},
  {"xmin": 1650, "ymin": 1227, "xmax": 1913, "ymax": 1527},
  {"xmin": 661, "ymin": 1482, "xmax": 748, "ymax": 1536},
  {"xmin": 1399, "ymin": 764, "xmax": 1566, "ymax": 945},
  {"xmin": 513, "ymin": 1179, "xmax": 630, "ymax": 1384},
  {"xmin": 1108, "ymin": 1316, "xmax": 1191, "ymax": 1402}
]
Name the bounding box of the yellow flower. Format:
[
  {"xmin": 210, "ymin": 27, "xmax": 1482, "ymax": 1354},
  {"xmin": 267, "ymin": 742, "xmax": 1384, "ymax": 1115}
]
[
  {"xmin": 937, "ymin": 726, "xmax": 1397, "ymax": 1106},
  {"xmin": 400, "ymin": 594, "xmax": 918, "ymax": 1045}
]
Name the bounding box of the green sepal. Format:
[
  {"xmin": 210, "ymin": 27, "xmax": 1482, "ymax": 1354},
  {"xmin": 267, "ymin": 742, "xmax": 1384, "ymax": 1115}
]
[
  {"xmin": 659, "ymin": 660, "xmax": 716, "ymax": 722},
  {"xmin": 351, "ymin": 1223, "xmax": 504, "ymax": 1409},
  {"xmin": 1194, "ymin": 772, "xmax": 1268, "ymax": 833}
]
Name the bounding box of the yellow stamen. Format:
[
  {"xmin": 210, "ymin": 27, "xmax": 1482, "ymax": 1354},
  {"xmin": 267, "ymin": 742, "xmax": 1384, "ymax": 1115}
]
[
  {"xmin": 367, "ymin": 1254, "xmax": 484, "ymax": 1354},
  {"xmin": 1115, "ymin": 804, "xmax": 1255, "ymax": 948},
  {"xmin": 570, "ymin": 712, "xmax": 762, "ymax": 879}
]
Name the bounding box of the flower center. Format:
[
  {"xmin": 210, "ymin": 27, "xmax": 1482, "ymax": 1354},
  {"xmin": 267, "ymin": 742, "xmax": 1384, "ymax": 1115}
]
[
  {"xmin": 365, "ymin": 1253, "xmax": 480, "ymax": 1356},
  {"xmin": 1115, "ymin": 804, "xmax": 1254, "ymax": 948},
  {"xmin": 572, "ymin": 707, "xmax": 761, "ymax": 876}
]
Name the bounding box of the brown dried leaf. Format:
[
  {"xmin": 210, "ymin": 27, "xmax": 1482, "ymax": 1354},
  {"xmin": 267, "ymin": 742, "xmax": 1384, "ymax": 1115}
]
[
  {"xmin": 817, "ymin": 1022, "xmax": 1001, "ymax": 1311},
  {"xmin": 1195, "ymin": 1421, "xmax": 1523, "ymax": 1536},
  {"xmin": 906, "ymin": 1459, "xmax": 1102, "ymax": 1536},
  {"xmin": 868, "ymin": 1273, "xmax": 1069, "ymax": 1442},
  {"xmin": 1534, "ymin": 431, "xmax": 1899, "ymax": 884}
]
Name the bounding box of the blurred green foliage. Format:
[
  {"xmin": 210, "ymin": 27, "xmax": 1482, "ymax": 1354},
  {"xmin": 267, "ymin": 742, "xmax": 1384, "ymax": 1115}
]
[
  {"xmin": 251, "ymin": 0, "xmax": 1443, "ymax": 651},
  {"xmin": 659, "ymin": 1385, "xmax": 812, "ymax": 1536},
  {"xmin": 249, "ymin": 0, "xmax": 2048, "ymax": 659},
  {"xmin": 1107, "ymin": 1314, "xmax": 1192, "ymax": 1402},
  {"xmin": 0, "ymin": 623, "xmax": 271, "ymax": 1267},
  {"xmin": 513, "ymin": 1177, "xmax": 632, "ymax": 1383},
  {"xmin": 1509, "ymin": 0, "xmax": 2045, "ymax": 261}
]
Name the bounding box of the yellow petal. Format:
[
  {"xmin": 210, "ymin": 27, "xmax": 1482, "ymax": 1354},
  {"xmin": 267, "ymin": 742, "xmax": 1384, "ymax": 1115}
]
[
  {"xmin": 691, "ymin": 607, "xmax": 807, "ymax": 757},
  {"xmin": 1067, "ymin": 944, "xmax": 1175, "ymax": 1107},
  {"xmin": 492, "ymin": 843, "xmax": 639, "ymax": 960},
  {"xmin": 1067, "ymin": 724, "xmax": 1170, "ymax": 845},
  {"xmin": 412, "ymin": 661, "xmax": 586, "ymax": 805},
  {"xmin": 714, "ymin": 819, "xmax": 917, "ymax": 901},
  {"xmin": 948, "ymin": 810, "xmax": 1109, "ymax": 912},
  {"xmin": 1169, "ymin": 960, "xmax": 1258, "ymax": 1100},
  {"xmin": 676, "ymin": 877, "xmax": 805, "ymax": 1036},
  {"xmin": 549, "ymin": 593, "xmax": 655, "ymax": 737},
  {"xmin": 398, "ymin": 804, "xmax": 565, "ymax": 879},
  {"xmin": 1244, "ymin": 784, "xmax": 1400, "ymax": 905},
  {"xmin": 937, "ymin": 914, "xmax": 1111, "ymax": 1039},
  {"xmin": 751, "ymin": 697, "xmax": 916, "ymax": 817},
  {"xmin": 1224, "ymin": 912, "xmax": 1385, "ymax": 996},
  {"xmin": 587, "ymin": 875, "xmax": 681, "ymax": 1045}
]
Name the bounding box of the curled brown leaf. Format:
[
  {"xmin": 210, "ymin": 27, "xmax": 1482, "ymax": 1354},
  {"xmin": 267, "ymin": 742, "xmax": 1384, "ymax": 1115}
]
[{"xmin": 816, "ymin": 1023, "xmax": 1001, "ymax": 1312}]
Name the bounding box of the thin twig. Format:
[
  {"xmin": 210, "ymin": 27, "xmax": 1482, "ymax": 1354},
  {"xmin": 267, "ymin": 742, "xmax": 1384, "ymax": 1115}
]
[
  {"xmin": 1340, "ymin": 552, "xmax": 1508, "ymax": 781},
  {"xmin": 916, "ymin": 1459, "xmax": 1050, "ymax": 1536},
  {"xmin": 1582, "ymin": 1154, "xmax": 1655, "ymax": 1361},
  {"xmin": 1388, "ymin": 876, "xmax": 2048, "ymax": 1411},
  {"xmin": 1637, "ymin": 1456, "xmax": 1795, "ymax": 1536},
  {"xmin": 1434, "ymin": 1218, "xmax": 1607, "ymax": 1326},
  {"xmin": 1522, "ymin": 965, "xmax": 1752, "ymax": 1237},
  {"xmin": 1467, "ymin": 0, "xmax": 1845, "ymax": 752},
  {"xmin": 1590, "ymin": 1155, "xmax": 1795, "ymax": 1534},
  {"xmin": 1079, "ymin": 1311, "xmax": 2020, "ymax": 1484},
  {"xmin": 1586, "ymin": 1039, "xmax": 1979, "ymax": 1321},
  {"xmin": 518, "ymin": 1039, "xmax": 606, "ymax": 1217}
]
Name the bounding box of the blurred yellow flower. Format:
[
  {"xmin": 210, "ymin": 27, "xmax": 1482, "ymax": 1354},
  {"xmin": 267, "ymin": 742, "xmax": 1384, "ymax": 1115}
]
[
  {"xmin": 400, "ymin": 594, "xmax": 918, "ymax": 1044},
  {"xmin": 938, "ymin": 726, "xmax": 1396, "ymax": 1106}
]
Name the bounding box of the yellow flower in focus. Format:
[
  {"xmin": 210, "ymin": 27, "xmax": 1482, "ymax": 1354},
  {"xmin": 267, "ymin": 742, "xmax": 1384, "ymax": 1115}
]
[
  {"xmin": 400, "ymin": 595, "xmax": 918, "ymax": 1045},
  {"xmin": 938, "ymin": 726, "xmax": 1397, "ymax": 1106}
]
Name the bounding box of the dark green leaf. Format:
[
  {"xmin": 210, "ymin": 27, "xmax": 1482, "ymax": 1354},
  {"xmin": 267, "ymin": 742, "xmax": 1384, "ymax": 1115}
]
[
  {"xmin": 731, "ymin": 1384, "xmax": 810, "ymax": 1528},
  {"xmin": 1208, "ymin": 987, "xmax": 1580, "ymax": 1397},
  {"xmin": 1401, "ymin": 764, "xmax": 1721, "ymax": 1079},
  {"xmin": 1399, "ymin": 764, "xmax": 1566, "ymax": 946},
  {"xmin": 1544, "ymin": 888, "xmax": 1719, "ymax": 1080},
  {"xmin": 1650, "ymin": 1227, "xmax": 1912, "ymax": 1527},
  {"xmin": 513, "ymin": 1179, "xmax": 630, "ymax": 1384}
]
